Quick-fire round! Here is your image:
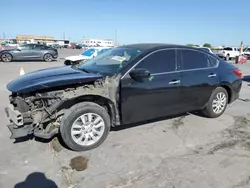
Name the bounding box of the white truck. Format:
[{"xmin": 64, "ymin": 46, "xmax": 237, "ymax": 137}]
[{"xmin": 215, "ymin": 47, "xmax": 240, "ymax": 61}]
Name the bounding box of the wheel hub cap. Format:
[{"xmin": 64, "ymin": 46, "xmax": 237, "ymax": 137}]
[
  {"xmin": 70, "ymin": 113, "xmax": 105, "ymax": 146},
  {"xmin": 212, "ymin": 92, "xmax": 227, "ymax": 114}
]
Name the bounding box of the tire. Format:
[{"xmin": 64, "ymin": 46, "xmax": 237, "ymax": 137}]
[
  {"xmin": 225, "ymin": 54, "xmax": 230, "ymax": 61},
  {"xmin": 1, "ymin": 53, "xmax": 12, "ymax": 62},
  {"xmin": 43, "ymin": 53, "xmax": 53, "ymax": 62},
  {"xmin": 60, "ymin": 102, "xmax": 111, "ymax": 151},
  {"xmin": 64, "ymin": 60, "xmax": 72, "ymax": 65},
  {"xmin": 201, "ymin": 87, "xmax": 228, "ymax": 118}
]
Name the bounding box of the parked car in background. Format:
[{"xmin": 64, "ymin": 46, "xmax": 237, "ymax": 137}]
[
  {"xmin": 68, "ymin": 45, "xmax": 76, "ymax": 49},
  {"xmin": 243, "ymin": 46, "xmax": 250, "ymax": 59},
  {"xmin": 5, "ymin": 43, "xmax": 242, "ymax": 151},
  {"xmin": 214, "ymin": 46, "xmax": 240, "ymax": 61},
  {"xmin": 64, "ymin": 47, "xmax": 111, "ymax": 65},
  {"xmin": 0, "ymin": 43, "xmax": 58, "ymax": 62},
  {"xmin": 6, "ymin": 43, "xmax": 19, "ymax": 48},
  {"xmin": 62, "ymin": 44, "xmax": 69, "ymax": 48},
  {"xmin": 49, "ymin": 44, "xmax": 62, "ymax": 49}
]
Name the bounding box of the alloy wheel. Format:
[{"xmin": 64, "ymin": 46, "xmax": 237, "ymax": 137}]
[
  {"xmin": 44, "ymin": 54, "xmax": 53, "ymax": 62},
  {"xmin": 212, "ymin": 92, "xmax": 227, "ymax": 114},
  {"xmin": 1, "ymin": 54, "xmax": 12, "ymax": 62},
  {"xmin": 70, "ymin": 113, "xmax": 105, "ymax": 146}
]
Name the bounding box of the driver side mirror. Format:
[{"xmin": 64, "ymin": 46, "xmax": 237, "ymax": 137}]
[{"xmin": 129, "ymin": 68, "xmax": 151, "ymax": 80}]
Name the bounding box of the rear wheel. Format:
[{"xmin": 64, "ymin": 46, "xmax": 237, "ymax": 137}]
[
  {"xmin": 43, "ymin": 53, "xmax": 53, "ymax": 62},
  {"xmin": 225, "ymin": 54, "xmax": 230, "ymax": 61},
  {"xmin": 60, "ymin": 102, "xmax": 111, "ymax": 151},
  {"xmin": 1, "ymin": 53, "xmax": 12, "ymax": 62},
  {"xmin": 201, "ymin": 87, "xmax": 228, "ymax": 118}
]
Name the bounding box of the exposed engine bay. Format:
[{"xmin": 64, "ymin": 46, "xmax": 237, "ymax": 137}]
[{"xmin": 5, "ymin": 77, "xmax": 120, "ymax": 139}]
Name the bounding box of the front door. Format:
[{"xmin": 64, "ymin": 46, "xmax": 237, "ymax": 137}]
[
  {"xmin": 120, "ymin": 49, "xmax": 184, "ymax": 125},
  {"xmin": 13, "ymin": 44, "xmax": 33, "ymax": 60},
  {"xmin": 178, "ymin": 49, "xmax": 220, "ymax": 111}
]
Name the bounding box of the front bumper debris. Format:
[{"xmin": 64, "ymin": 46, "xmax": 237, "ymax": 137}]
[
  {"xmin": 5, "ymin": 106, "xmax": 24, "ymax": 126},
  {"xmin": 5, "ymin": 106, "xmax": 59, "ymax": 139},
  {"xmin": 5, "ymin": 106, "xmax": 34, "ymax": 139},
  {"xmin": 7, "ymin": 123, "xmax": 33, "ymax": 139}
]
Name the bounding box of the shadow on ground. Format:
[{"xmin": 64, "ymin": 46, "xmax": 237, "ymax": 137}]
[
  {"xmin": 14, "ymin": 172, "xmax": 58, "ymax": 188},
  {"xmin": 112, "ymin": 112, "xmax": 196, "ymax": 131},
  {"xmin": 12, "ymin": 111, "xmax": 207, "ymax": 151}
]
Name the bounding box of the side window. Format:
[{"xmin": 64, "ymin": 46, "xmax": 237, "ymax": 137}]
[
  {"xmin": 207, "ymin": 55, "xmax": 219, "ymax": 67},
  {"xmin": 19, "ymin": 44, "xmax": 32, "ymax": 50},
  {"xmin": 34, "ymin": 45, "xmax": 46, "ymax": 50},
  {"xmin": 181, "ymin": 49, "xmax": 210, "ymax": 70},
  {"xmin": 136, "ymin": 50, "xmax": 176, "ymax": 74}
]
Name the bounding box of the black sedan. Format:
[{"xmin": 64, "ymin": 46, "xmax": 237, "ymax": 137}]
[
  {"xmin": 5, "ymin": 43, "xmax": 242, "ymax": 151},
  {"xmin": 0, "ymin": 43, "xmax": 58, "ymax": 62}
]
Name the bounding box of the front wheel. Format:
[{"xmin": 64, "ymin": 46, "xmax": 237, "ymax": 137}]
[
  {"xmin": 64, "ymin": 60, "xmax": 72, "ymax": 65},
  {"xmin": 60, "ymin": 102, "xmax": 111, "ymax": 151},
  {"xmin": 43, "ymin": 53, "xmax": 53, "ymax": 62},
  {"xmin": 201, "ymin": 87, "xmax": 228, "ymax": 118}
]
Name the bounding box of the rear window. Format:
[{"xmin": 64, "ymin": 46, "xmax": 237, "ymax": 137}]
[{"xmin": 207, "ymin": 55, "xmax": 219, "ymax": 67}]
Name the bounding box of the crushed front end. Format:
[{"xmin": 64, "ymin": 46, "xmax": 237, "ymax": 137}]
[{"xmin": 5, "ymin": 92, "xmax": 64, "ymax": 139}]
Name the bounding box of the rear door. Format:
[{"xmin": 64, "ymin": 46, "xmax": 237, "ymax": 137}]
[
  {"xmin": 120, "ymin": 49, "xmax": 184, "ymax": 124},
  {"xmin": 32, "ymin": 44, "xmax": 46, "ymax": 59},
  {"xmin": 178, "ymin": 49, "xmax": 220, "ymax": 111}
]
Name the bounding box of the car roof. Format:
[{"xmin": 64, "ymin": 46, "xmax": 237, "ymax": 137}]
[{"xmin": 120, "ymin": 43, "xmax": 207, "ymax": 53}]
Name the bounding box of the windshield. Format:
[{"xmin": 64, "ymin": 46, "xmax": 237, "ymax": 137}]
[
  {"xmin": 78, "ymin": 47, "xmax": 143, "ymax": 75},
  {"xmin": 81, "ymin": 48, "xmax": 96, "ymax": 56},
  {"xmin": 97, "ymin": 48, "xmax": 110, "ymax": 55},
  {"xmin": 244, "ymin": 48, "xmax": 250, "ymax": 52}
]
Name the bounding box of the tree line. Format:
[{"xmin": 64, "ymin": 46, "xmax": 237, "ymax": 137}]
[{"xmin": 186, "ymin": 43, "xmax": 225, "ymax": 50}]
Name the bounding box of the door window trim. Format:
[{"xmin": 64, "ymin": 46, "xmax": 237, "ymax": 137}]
[
  {"xmin": 177, "ymin": 48, "xmax": 219, "ymax": 72},
  {"xmin": 121, "ymin": 48, "xmax": 179, "ymax": 79}
]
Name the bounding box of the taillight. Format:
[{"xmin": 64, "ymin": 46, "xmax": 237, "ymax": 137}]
[{"xmin": 233, "ymin": 69, "xmax": 242, "ymax": 78}]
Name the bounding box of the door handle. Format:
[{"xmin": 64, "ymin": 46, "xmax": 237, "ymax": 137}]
[
  {"xmin": 169, "ymin": 80, "xmax": 180, "ymax": 85},
  {"xmin": 208, "ymin": 73, "xmax": 217, "ymax": 77}
]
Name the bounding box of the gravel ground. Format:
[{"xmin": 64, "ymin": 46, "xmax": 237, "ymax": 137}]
[{"xmin": 0, "ymin": 49, "xmax": 250, "ymax": 188}]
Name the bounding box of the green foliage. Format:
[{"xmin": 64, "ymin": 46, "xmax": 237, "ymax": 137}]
[
  {"xmin": 186, "ymin": 44, "xmax": 199, "ymax": 47},
  {"xmin": 203, "ymin": 43, "xmax": 212, "ymax": 48}
]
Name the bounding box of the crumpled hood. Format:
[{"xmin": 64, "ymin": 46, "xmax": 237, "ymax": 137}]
[
  {"xmin": 7, "ymin": 66, "xmax": 103, "ymax": 93},
  {"xmin": 65, "ymin": 55, "xmax": 91, "ymax": 61}
]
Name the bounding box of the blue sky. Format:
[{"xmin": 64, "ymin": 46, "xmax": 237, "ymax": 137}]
[{"xmin": 1, "ymin": 0, "xmax": 250, "ymax": 46}]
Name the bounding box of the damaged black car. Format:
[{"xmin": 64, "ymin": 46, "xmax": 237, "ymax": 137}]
[{"xmin": 5, "ymin": 43, "xmax": 242, "ymax": 151}]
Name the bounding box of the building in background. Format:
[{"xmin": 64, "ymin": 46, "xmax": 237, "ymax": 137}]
[
  {"xmin": 82, "ymin": 38, "xmax": 114, "ymax": 47},
  {"xmin": 16, "ymin": 35, "xmax": 70, "ymax": 45}
]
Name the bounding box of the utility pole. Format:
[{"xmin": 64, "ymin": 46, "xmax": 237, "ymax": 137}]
[
  {"xmin": 115, "ymin": 29, "xmax": 118, "ymax": 46},
  {"xmin": 3, "ymin": 32, "xmax": 6, "ymax": 40},
  {"xmin": 63, "ymin": 31, "xmax": 65, "ymax": 40}
]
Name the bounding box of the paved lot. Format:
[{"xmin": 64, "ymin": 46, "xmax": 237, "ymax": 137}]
[{"xmin": 0, "ymin": 50, "xmax": 250, "ymax": 188}]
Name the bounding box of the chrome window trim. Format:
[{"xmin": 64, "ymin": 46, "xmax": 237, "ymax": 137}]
[
  {"xmin": 121, "ymin": 48, "xmax": 178, "ymax": 79},
  {"xmin": 178, "ymin": 48, "xmax": 219, "ymax": 72},
  {"xmin": 121, "ymin": 47, "xmax": 220, "ymax": 79}
]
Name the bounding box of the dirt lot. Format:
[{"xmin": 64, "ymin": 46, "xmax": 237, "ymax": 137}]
[{"xmin": 0, "ymin": 49, "xmax": 250, "ymax": 188}]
